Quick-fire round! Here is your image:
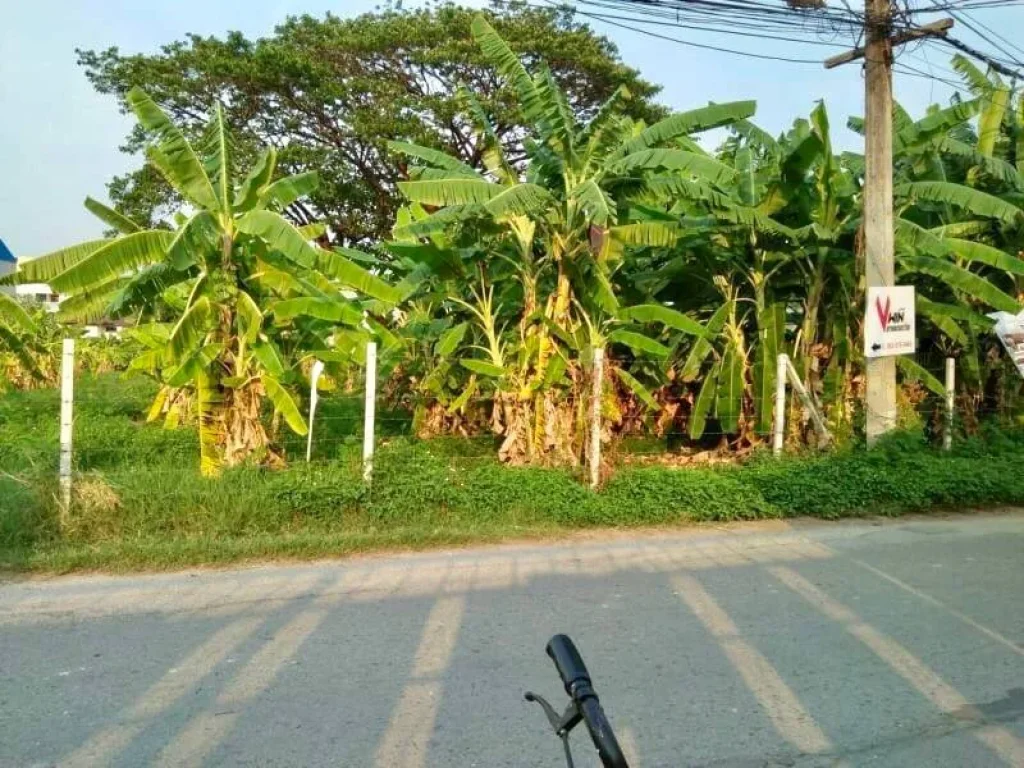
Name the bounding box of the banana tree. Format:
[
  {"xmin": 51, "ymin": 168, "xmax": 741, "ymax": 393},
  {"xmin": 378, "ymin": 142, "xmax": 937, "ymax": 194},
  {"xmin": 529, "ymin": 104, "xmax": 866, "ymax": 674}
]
[
  {"xmin": 610, "ymin": 106, "xmax": 845, "ymax": 442},
  {"xmin": 0, "ymin": 294, "xmax": 46, "ymax": 389},
  {"xmin": 386, "ymin": 15, "xmax": 755, "ymax": 464},
  {"xmin": 374, "ymin": 200, "xmax": 500, "ymax": 439},
  {"xmin": 832, "ymin": 89, "xmax": 1024, "ymax": 431},
  {"xmin": 890, "ymin": 100, "xmax": 1024, "ymax": 354},
  {"xmin": 123, "ymin": 322, "xmax": 196, "ymax": 429},
  {"xmin": 670, "ymin": 284, "xmax": 748, "ymax": 442},
  {"xmin": 893, "ymin": 180, "xmax": 1024, "ymax": 408},
  {"xmin": 17, "ymin": 88, "xmax": 399, "ymax": 474}
]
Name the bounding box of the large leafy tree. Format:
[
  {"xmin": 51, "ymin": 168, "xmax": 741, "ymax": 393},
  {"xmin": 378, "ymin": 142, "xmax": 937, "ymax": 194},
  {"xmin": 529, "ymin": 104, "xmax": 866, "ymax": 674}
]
[
  {"xmin": 76, "ymin": 0, "xmax": 664, "ymax": 244},
  {"xmin": 17, "ymin": 89, "xmax": 398, "ymax": 474}
]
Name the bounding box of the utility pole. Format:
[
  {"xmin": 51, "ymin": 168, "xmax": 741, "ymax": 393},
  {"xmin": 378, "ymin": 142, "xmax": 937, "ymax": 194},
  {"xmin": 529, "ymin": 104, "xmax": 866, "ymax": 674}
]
[
  {"xmin": 862, "ymin": 0, "xmax": 896, "ymax": 445},
  {"xmin": 824, "ymin": 8, "xmax": 953, "ymax": 445}
]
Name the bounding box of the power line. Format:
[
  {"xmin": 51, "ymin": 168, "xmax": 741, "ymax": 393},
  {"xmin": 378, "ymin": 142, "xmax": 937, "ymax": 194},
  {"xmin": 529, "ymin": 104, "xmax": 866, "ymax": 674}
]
[
  {"xmin": 895, "ymin": 60, "xmax": 975, "ymax": 91},
  {"xmin": 907, "ymin": 46, "xmax": 937, "ymax": 103},
  {"xmin": 893, "ymin": 59, "xmax": 1022, "ymax": 111},
  {"xmin": 545, "ymin": 1, "xmax": 828, "ymax": 63},
  {"xmin": 566, "ymin": 0, "xmax": 864, "ymax": 35},
  {"xmin": 940, "ymin": 35, "xmax": 1024, "ymax": 80},
  {"xmin": 922, "ymin": 0, "xmax": 1024, "ymax": 70},
  {"xmin": 913, "ymin": 1, "xmax": 1024, "ymax": 11},
  {"xmin": 903, "ymin": 51, "xmax": 961, "ymax": 84},
  {"xmin": 568, "ymin": 7, "xmax": 852, "ymax": 48},
  {"xmin": 954, "ymin": 7, "xmax": 1024, "ymax": 62},
  {"xmin": 549, "ymin": 0, "xmax": 1024, "ymax": 89}
]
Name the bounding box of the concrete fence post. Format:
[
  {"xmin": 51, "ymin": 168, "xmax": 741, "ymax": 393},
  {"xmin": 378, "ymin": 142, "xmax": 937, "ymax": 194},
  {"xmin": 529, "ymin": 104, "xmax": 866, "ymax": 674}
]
[
  {"xmin": 590, "ymin": 347, "xmax": 604, "ymax": 490},
  {"xmin": 774, "ymin": 353, "xmax": 787, "ymax": 457},
  {"xmin": 59, "ymin": 338, "xmax": 75, "ymax": 515},
  {"xmin": 363, "ymin": 342, "xmax": 377, "ymax": 483},
  {"xmin": 306, "ymin": 360, "xmax": 324, "ymax": 463},
  {"xmin": 784, "ymin": 355, "xmax": 832, "ymax": 447},
  {"xmin": 944, "ymin": 357, "xmax": 955, "ymax": 451}
]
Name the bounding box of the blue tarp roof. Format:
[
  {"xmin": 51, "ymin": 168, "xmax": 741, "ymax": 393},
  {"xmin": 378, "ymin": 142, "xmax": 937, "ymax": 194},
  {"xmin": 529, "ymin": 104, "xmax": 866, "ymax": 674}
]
[{"xmin": 0, "ymin": 239, "xmax": 14, "ymax": 264}]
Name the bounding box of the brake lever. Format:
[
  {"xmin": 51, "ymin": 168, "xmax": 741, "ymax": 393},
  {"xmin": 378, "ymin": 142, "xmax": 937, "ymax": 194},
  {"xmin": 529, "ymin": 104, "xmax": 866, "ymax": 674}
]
[
  {"xmin": 525, "ymin": 691, "xmax": 582, "ymax": 734},
  {"xmin": 525, "ymin": 691, "xmax": 583, "ymax": 768}
]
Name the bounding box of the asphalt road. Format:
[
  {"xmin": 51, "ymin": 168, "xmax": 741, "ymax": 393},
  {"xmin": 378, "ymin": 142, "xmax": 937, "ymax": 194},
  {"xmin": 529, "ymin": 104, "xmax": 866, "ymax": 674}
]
[{"xmin": 2, "ymin": 513, "xmax": 1023, "ymax": 767}]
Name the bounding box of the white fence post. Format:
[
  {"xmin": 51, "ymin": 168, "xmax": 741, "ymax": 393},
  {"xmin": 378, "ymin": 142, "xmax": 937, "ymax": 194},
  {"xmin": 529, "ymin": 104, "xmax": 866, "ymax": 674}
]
[
  {"xmin": 774, "ymin": 353, "xmax": 787, "ymax": 457},
  {"xmin": 944, "ymin": 357, "xmax": 955, "ymax": 451},
  {"xmin": 362, "ymin": 342, "xmax": 377, "ymax": 483},
  {"xmin": 59, "ymin": 338, "xmax": 75, "ymax": 515},
  {"xmin": 589, "ymin": 347, "xmax": 604, "ymax": 490},
  {"xmin": 306, "ymin": 360, "xmax": 324, "ymax": 463}
]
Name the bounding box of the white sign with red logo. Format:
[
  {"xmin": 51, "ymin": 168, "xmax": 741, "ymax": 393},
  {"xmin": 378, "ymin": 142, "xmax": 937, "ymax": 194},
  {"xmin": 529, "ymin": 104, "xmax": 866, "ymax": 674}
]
[{"xmin": 864, "ymin": 286, "xmax": 915, "ymax": 358}]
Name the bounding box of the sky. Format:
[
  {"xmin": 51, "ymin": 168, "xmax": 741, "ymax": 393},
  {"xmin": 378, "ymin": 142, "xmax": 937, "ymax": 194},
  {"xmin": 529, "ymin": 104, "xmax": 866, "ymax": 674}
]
[{"xmin": 2, "ymin": 0, "xmax": 1022, "ymax": 258}]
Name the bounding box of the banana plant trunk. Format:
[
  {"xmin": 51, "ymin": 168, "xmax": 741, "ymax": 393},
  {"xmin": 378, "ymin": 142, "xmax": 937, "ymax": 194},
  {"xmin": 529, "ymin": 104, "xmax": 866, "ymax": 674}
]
[
  {"xmin": 198, "ymin": 309, "xmax": 277, "ymax": 475},
  {"xmin": 221, "ymin": 380, "xmax": 274, "ymax": 467},
  {"xmin": 800, "ymin": 251, "xmax": 828, "ymax": 384},
  {"xmin": 495, "ymin": 260, "xmax": 584, "ymax": 467}
]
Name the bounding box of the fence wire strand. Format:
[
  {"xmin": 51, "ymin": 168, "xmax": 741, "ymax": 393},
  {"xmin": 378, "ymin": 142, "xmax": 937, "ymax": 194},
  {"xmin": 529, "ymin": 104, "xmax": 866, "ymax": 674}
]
[{"xmin": 6, "ymin": 347, "xmax": 1024, "ymax": 500}]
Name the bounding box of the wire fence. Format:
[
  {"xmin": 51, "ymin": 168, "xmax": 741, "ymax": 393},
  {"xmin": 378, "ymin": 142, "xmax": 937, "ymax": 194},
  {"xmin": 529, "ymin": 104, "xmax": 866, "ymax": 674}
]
[{"xmin": 5, "ymin": 340, "xmax": 1022, "ymax": 507}]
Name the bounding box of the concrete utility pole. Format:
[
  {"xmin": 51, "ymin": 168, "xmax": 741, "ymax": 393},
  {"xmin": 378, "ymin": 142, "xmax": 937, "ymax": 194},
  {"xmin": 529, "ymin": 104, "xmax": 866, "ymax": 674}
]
[
  {"xmin": 862, "ymin": 0, "xmax": 896, "ymax": 445},
  {"xmin": 824, "ymin": 6, "xmax": 953, "ymax": 444}
]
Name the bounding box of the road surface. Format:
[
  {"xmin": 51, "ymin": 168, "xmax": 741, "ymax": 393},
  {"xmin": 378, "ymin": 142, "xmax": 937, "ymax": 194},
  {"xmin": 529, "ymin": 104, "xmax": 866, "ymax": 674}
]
[{"xmin": 2, "ymin": 513, "xmax": 1023, "ymax": 767}]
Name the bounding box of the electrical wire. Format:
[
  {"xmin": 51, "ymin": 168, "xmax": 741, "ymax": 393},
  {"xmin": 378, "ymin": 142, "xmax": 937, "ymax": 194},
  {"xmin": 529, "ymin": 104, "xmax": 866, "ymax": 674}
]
[
  {"xmin": 544, "ymin": 1, "xmax": 829, "ymax": 63},
  {"xmin": 551, "ymin": 0, "xmax": 1024, "ymax": 91},
  {"xmin": 568, "ymin": 10, "xmax": 851, "ymax": 47},
  {"xmin": 953, "ymin": 7, "xmax": 1024, "ymax": 62},
  {"xmin": 911, "ymin": 44, "xmax": 937, "ymax": 103},
  {"xmin": 570, "ymin": 0, "xmax": 864, "ymax": 33},
  {"xmin": 921, "ymin": 0, "xmax": 1024, "ymax": 70},
  {"xmin": 939, "ymin": 35, "xmax": 1024, "ymax": 80},
  {"xmin": 914, "ymin": 2, "xmax": 1024, "ymax": 12},
  {"xmin": 891, "ymin": 59, "xmax": 1020, "ymax": 108},
  {"xmin": 894, "ymin": 60, "xmax": 969, "ymax": 89}
]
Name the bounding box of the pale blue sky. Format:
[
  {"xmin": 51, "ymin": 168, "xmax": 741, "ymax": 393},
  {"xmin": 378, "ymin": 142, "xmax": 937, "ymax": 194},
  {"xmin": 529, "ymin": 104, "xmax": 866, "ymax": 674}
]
[{"xmin": 2, "ymin": 1, "xmax": 1020, "ymax": 257}]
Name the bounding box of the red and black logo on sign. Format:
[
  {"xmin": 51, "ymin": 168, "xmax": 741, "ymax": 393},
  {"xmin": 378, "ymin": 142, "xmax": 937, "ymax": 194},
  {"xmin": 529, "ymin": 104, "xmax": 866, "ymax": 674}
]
[{"xmin": 875, "ymin": 296, "xmax": 908, "ymax": 332}]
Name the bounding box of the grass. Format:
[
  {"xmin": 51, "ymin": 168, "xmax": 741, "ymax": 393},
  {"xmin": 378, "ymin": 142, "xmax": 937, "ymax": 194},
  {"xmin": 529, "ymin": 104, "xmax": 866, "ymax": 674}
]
[{"xmin": 4, "ymin": 373, "xmax": 1024, "ymax": 574}]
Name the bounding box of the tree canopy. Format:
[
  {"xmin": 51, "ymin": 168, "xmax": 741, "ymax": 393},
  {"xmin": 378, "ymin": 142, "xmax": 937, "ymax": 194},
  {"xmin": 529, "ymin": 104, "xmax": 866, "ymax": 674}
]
[{"xmin": 77, "ymin": 0, "xmax": 664, "ymax": 244}]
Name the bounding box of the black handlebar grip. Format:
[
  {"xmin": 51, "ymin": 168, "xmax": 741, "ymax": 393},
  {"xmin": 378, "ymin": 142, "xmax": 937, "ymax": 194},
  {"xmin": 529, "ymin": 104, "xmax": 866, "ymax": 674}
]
[{"xmin": 546, "ymin": 634, "xmax": 592, "ymax": 698}]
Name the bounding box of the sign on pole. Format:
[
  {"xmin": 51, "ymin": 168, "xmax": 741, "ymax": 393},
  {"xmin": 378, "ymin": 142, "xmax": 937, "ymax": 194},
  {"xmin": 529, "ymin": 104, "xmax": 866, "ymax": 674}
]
[
  {"xmin": 864, "ymin": 286, "xmax": 915, "ymax": 358},
  {"xmin": 988, "ymin": 310, "xmax": 1024, "ymax": 377}
]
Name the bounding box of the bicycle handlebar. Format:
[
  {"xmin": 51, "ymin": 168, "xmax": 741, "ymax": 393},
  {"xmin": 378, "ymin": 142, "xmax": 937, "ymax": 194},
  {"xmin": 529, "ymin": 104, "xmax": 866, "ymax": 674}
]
[
  {"xmin": 546, "ymin": 634, "xmax": 591, "ymax": 697},
  {"xmin": 545, "ymin": 635, "xmax": 628, "ymax": 768}
]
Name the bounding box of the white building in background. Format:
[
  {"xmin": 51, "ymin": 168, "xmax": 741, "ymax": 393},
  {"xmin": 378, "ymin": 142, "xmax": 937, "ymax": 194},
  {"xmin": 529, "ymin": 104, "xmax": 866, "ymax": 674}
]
[
  {"xmin": 0, "ymin": 238, "xmax": 62, "ymax": 312},
  {"xmin": 13, "ymin": 283, "xmax": 61, "ymax": 313}
]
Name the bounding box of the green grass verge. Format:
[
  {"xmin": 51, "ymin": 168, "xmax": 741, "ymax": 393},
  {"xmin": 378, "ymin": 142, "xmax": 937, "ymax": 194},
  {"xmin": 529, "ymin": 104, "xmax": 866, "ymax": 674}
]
[{"xmin": 4, "ymin": 375, "xmax": 1024, "ymax": 574}]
